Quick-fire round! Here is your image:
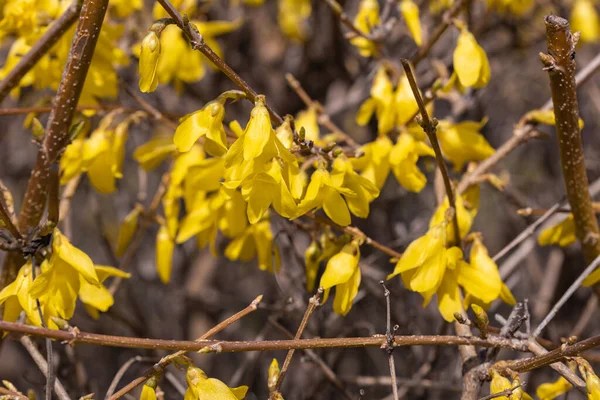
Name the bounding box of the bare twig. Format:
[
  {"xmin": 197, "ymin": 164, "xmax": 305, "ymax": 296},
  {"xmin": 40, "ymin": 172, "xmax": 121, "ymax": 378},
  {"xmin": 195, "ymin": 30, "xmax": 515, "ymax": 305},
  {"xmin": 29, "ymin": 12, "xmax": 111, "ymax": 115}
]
[
  {"xmin": 0, "ymin": 0, "xmax": 83, "ymax": 103},
  {"xmin": 271, "ymin": 289, "xmax": 323, "ymax": 397},
  {"xmin": 401, "ymin": 59, "xmax": 460, "ymax": 246},
  {"xmin": 527, "ymin": 340, "xmax": 585, "ymax": 390},
  {"xmin": 532, "ymin": 254, "xmax": 600, "ymax": 338},
  {"xmin": 105, "ymin": 356, "xmax": 155, "ymax": 399},
  {"xmin": 20, "ymin": 336, "xmax": 70, "ymax": 400},
  {"xmin": 381, "ymin": 282, "xmax": 399, "ymax": 400},
  {"xmin": 109, "ymin": 295, "xmax": 263, "ymax": 399}
]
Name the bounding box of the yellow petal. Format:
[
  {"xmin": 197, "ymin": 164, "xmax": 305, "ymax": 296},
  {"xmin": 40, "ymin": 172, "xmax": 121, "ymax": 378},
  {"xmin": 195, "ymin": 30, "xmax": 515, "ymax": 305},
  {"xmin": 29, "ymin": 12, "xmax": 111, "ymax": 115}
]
[
  {"xmin": 53, "ymin": 231, "xmax": 99, "ymax": 285},
  {"xmin": 538, "ymin": 214, "xmax": 577, "ymax": 247},
  {"xmin": 453, "ymin": 29, "xmax": 484, "ymax": 88},
  {"xmin": 116, "ymin": 208, "xmax": 140, "ymax": 256},
  {"xmin": 400, "ymin": 0, "xmax": 422, "ymax": 46},
  {"xmin": 138, "ymin": 31, "xmax": 161, "ymax": 93},
  {"xmin": 156, "ymin": 226, "xmax": 175, "ymax": 284},
  {"xmin": 536, "ymin": 377, "xmax": 572, "ymax": 400},
  {"xmin": 333, "ymin": 265, "xmax": 361, "ymax": 316},
  {"xmin": 320, "ymin": 241, "xmax": 360, "ymax": 290},
  {"xmin": 243, "ymin": 98, "xmax": 272, "ymax": 160}
]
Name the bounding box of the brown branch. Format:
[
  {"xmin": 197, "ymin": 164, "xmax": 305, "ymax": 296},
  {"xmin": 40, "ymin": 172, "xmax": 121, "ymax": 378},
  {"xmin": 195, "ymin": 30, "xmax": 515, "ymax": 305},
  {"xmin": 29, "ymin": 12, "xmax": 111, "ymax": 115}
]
[
  {"xmin": 0, "ymin": 0, "xmax": 83, "ymax": 103},
  {"xmin": 271, "ymin": 289, "xmax": 322, "ymax": 398},
  {"xmin": 526, "ymin": 340, "xmax": 585, "ymax": 389},
  {"xmin": 109, "ymin": 295, "xmax": 263, "ymax": 399},
  {"xmin": 155, "ymin": 0, "xmax": 282, "ymax": 125},
  {"xmin": 0, "ymin": 320, "xmax": 533, "ymax": 354},
  {"xmin": 541, "ymin": 15, "xmax": 600, "ymax": 265}
]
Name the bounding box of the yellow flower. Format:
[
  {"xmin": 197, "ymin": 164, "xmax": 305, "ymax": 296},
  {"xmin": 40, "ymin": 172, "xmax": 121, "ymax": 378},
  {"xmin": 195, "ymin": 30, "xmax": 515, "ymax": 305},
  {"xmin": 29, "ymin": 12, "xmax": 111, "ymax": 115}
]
[
  {"xmin": 356, "ymin": 65, "xmax": 395, "ymax": 135},
  {"xmin": 138, "ymin": 31, "xmax": 161, "ymax": 93},
  {"xmin": 320, "ymin": 241, "xmax": 361, "ymax": 316},
  {"xmin": 174, "ymin": 99, "xmax": 227, "ymax": 155},
  {"xmin": 400, "ymin": 0, "xmax": 422, "ymax": 46},
  {"xmin": 278, "ymin": 0, "xmax": 312, "ymax": 41},
  {"xmin": 352, "ymin": 136, "xmax": 393, "ymax": 189},
  {"xmin": 140, "ymin": 382, "xmax": 157, "ymax": 400},
  {"xmin": 538, "ymin": 214, "xmax": 577, "ymax": 247},
  {"xmin": 268, "ymin": 358, "xmax": 280, "ymax": 391},
  {"xmin": 225, "ymin": 220, "xmax": 280, "ymax": 273},
  {"xmin": 571, "ymin": 0, "xmax": 600, "ymax": 43},
  {"xmin": 524, "ymin": 109, "xmax": 584, "ymax": 130},
  {"xmin": 331, "ymin": 156, "xmax": 380, "ymax": 218},
  {"xmin": 350, "ymin": 0, "xmax": 380, "ymax": 57},
  {"xmin": 305, "ymin": 241, "xmax": 322, "ymax": 292},
  {"xmin": 116, "ymin": 207, "xmax": 141, "ymax": 256},
  {"xmin": 486, "ymin": 0, "xmax": 534, "ymax": 16},
  {"xmin": 79, "ymin": 266, "xmax": 131, "ymax": 319},
  {"xmin": 490, "ymin": 370, "xmax": 512, "ymax": 399},
  {"xmin": 0, "ymin": 262, "xmax": 37, "ymax": 327},
  {"xmin": 453, "ymin": 27, "xmax": 491, "ymax": 89},
  {"xmin": 244, "ymin": 96, "xmax": 274, "ymax": 159},
  {"xmin": 133, "ymin": 136, "xmax": 177, "ymax": 170},
  {"xmin": 185, "ymin": 366, "xmax": 248, "ymax": 400},
  {"xmin": 429, "ymin": 194, "xmax": 473, "ymax": 243},
  {"xmin": 437, "ymin": 118, "xmax": 495, "ymax": 172},
  {"xmin": 584, "ymin": 369, "xmax": 600, "ymax": 400},
  {"xmin": 389, "ymin": 132, "xmax": 434, "ymax": 193},
  {"xmin": 156, "ymin": 225, "xmax": 175, "ymax": 284},
  {"xmin": 536, "ymin": 377, "xmax": 572, "ymax": 400},
  {"xmin": 295, "ymin": 105, "xmax": 320, "ymax": 144},
  {"xmin": 297, "ymin": 168, "xmax": 356, "ymax": 226},
  {"xmin": 110, "ymin": 0, "xmax": 142, "ymax": 18},
  {"xmin": 459, "ymin": 237, "xmax": 503, "ymax": 304},
  {"xmin": 149, "ymin": 20, "xmax": 242, "ymax": 92}
]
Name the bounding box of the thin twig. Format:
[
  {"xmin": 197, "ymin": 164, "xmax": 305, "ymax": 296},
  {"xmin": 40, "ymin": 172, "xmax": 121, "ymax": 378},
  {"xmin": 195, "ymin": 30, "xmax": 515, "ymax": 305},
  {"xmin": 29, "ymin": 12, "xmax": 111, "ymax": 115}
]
[
  {"xmin": 0, "ymin": 0, "xmax": 83, "ymax": 103},
  {"xmin": 272, "ymin": 289, "xmax": 323, "ymax": 397},
  {"xmin": 527, "ymin": 340, "xmax": 585, "ymax": 390},
  {"xmin": 477, "ymin": 382, "xmax": 524, "ymax": 400},
  {"xmin": 380, "ymin": 281, "xmax": 399, "ymax": 400},
  {"xmin": 532, "ymin": 254, "xmax": 600, "ymax": 338},
  {"xmin": 109, "ymin": 295, "xmax": 263, "ymax": 399},
  {"xmin": 400, "ymin": 58, "xmax": 460, "ymax": 246},
  {"xmin": 493, "ymin": 198, "xmax": 567, "ymax": 262},
  {"xmin": 322, "ymin": 0, "xmax": 373, "ymax": 41},
  {"xmin": 105, "ymin": 356, "xmax": 155, "ymax": 399},
  {"xmin": 20, "ymin": 336, "xmax": 70, "ymax": 400}
]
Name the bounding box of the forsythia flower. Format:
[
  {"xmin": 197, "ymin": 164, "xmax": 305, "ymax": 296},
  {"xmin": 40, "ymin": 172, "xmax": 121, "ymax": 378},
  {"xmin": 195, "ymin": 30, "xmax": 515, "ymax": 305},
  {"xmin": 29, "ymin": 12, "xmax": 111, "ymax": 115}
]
[
  {"xmin": 350, "ymin": 0, "xmax": 380, "ymax": 57},
  {"xmin": 61, "ymin": 112, "xmax": 143, "ymax": 193},
  {"xmin": 224, "ymin": 219, "xmax": 281, "ymax": 273},
  {"xmin": 436, "ymin": 118, "xmax": 495, "ymax": 172},
  {"xmin": 174, "ymin": 99, "xmax": 228, "ymax": 155},
  {"xmin": 388, "ymin": 196, "xmax": 513, "ymax": 321},
  {"xmin": 524, "ymin": 109, "xmax": 585, "ymax": 130},
  {"xmin": 185, "ymin": 365, "xmax": 248, "ymax": 400},
  {"xmin": 320, "ymin": 241, "xmax": 361, "ymax": 316},
  {"xmin": 0, "ymin": 230, "xmax": 126, "ymax": 328},
  {"xmin": 295, "ymin": 105, "xmax": 320, "ymax": 144},
  {"xmin": 278, "ymin": 0, "xmax": 312, "ymax": 41},
  {"xmin": 156, "ymin": 225, "xmax": 175, "ymax": 284},
  {"xmin": 485, "ymin": 0, "xmax": 534, "ymax": 16},
  {"xmin": 389, "ymin": 132, "xmax": 434, "ymax": 192},
  {"xmin": 538, "ymin": 214, "xmax": 577, "ymax": 247},
  {"xmin": 571, "ymin": 0, "xmax": 600, "ymax": 43},
  {"xmin": 352, "ymin": 136, "xmax": 393, "ymax": 190},
  {"xmin": 400, "ymin": 0, "xmax": 422, "ymax": 46},
  {"xmin": 453, "ymin": 26, "xmax": 491, "ymax": 89},
  {"xmin": 0, "ymin": 0, "xmax": 60, "ymax": 40},
  {"xmin": 138, "ymin": 31, "xmax": 161, "ymax": 93},
  {"xmin": 110, "ymin": 0, "xmax": 142, "ymax": 18},
  {"xmin": 490, "ymin": 370, "xmax": 533, "ymax": 400},
  {"xmin": 134, "ymin": 135, "xmax": 177, "ymax": 170},
  {"xmin": 536, "ymin": 377, "xmax": 572, "ymax": 400},
  {"xmin": 356, "ymin": 67, "xmax": 422, "ymax": 135},
  {"xmin": 140, "ymin": 382, "xmax": 157, "ymax": 400}
]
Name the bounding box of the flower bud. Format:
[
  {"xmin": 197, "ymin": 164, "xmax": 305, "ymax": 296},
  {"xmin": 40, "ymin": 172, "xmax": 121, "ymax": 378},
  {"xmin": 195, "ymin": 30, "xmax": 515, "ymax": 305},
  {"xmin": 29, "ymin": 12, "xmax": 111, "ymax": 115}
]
[{"xmin": 138, "ymin": 31, "xmax": 161, "ymax": 93}]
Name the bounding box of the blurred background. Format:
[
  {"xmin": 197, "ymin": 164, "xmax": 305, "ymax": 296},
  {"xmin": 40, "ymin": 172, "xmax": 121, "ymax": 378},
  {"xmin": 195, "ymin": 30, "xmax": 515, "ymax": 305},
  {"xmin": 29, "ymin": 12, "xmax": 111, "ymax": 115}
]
[{"xmin": 1, "ymin": 0, "xmax": 600, "ymax": 398}]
